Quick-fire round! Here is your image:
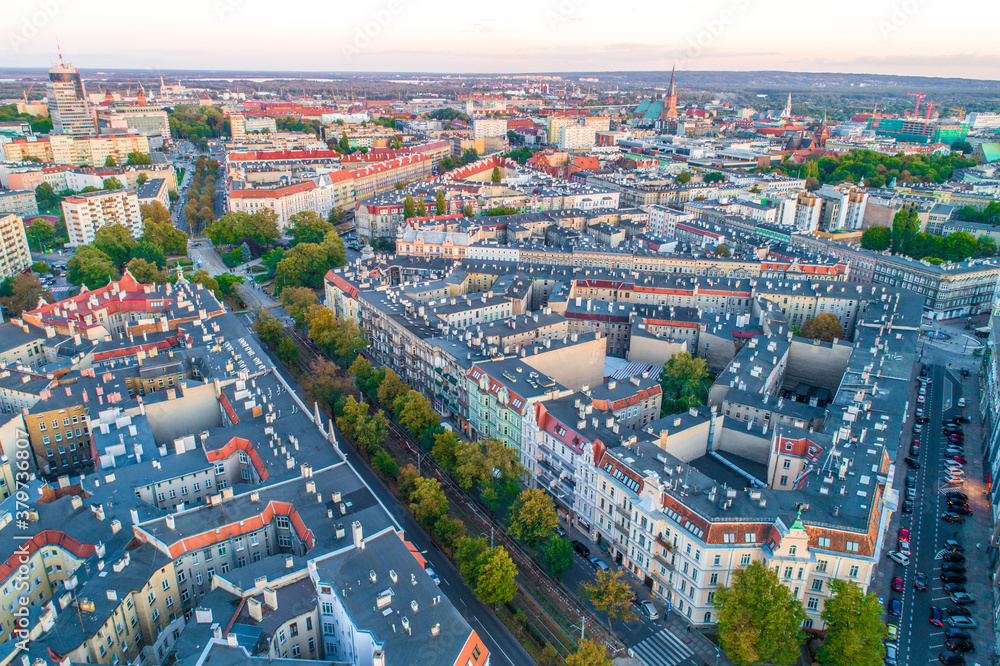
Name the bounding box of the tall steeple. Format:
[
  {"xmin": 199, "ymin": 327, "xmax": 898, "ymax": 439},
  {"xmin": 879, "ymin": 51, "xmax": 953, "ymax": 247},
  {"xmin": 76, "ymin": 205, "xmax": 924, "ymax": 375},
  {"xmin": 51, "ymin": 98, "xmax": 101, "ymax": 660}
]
[
  {"xmin": 781, "ymin": 93, "xmax": 792, "ymax": 119},
  {"xmin": 662, "ymin": 64, "xmax": 678, "ymax": 119}
]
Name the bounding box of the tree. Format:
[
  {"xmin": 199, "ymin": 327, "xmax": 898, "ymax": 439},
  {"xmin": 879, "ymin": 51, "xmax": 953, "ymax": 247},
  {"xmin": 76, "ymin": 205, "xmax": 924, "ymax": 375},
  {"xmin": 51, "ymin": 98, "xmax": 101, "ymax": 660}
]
[
  {"xmin": 432, "ymin": 430, "xmax": 461, "ymax": 473},
  {"xmin": 125, "ymin": 258, "xmax": 167, "ymax": 284},
  {"xmin": 103, "ymin": 177, "xmax": 124, "ymax": 191},
  {"xmin": 141, "ymin": 201, "xmax": 172, "ymax": 225},
  {"xmin": 944, "ymin": 231, "xmax": 977, "ymax": 262},
  {"xmin": 508, "ymin": 488, "xmax": 558, "ymax": 546},
  {"xmin": 280, "ymin": 287, "xmax": 320, "ymax": 328},
  {"xmin": 861, "ymin": 225, "xmax": 891, "ymax": 252},
  {"xmin": 491, "ymin": 166, "xmax": 502, "ymax": 183},
  {"xmin": 34, "ymin": 182, "xmax": 60, "ymax": 211},
  {"xmin": 397, "ymin": 390, "xmax": 440, "ymax": 442},
  {"xmin": 127, "ymin": 151, "xmax": 153, "ymax": 165},
  {"xmin": 373, "ymin": 448, "xmax": 400, "ymax": 479},
  {"xmin": 891, "ymin": 209, "xmax": 919, "ymax": 254},
  {"xmin": 304, "ymin": 306, "xmax": 366, "ymax": 365},
  {"xmin": 305, "ymin": 359, "xmax": 357, "ymax": 414},
  {"xmin": 189, "ymin": 269, "xmax": 221, "ymax": 300},
  {"xmin": 337, "ymin": 395, "xmax": 369, "ymax": 441},
  {"xmin": 676, "ymin": 170, "xmax": 692, "ymax": 184},
  {"xmin": 800, "ymin": 313, "xmax": 844, "ymax": 343},
  {"xmin": 67, "ymin": 245, "xmax": 119, "ymax": 288},
  {"xmin": 277, "ymin": 338, "xmax": 299, "ymax": 365},
  {"xmin": 433, "ymin": 515, "xmax": 465, "ymax": 552},
  {"xmin": 253, "ymin": 312, "xmax": 284, "ymax": 350},
  {"xmin": 131, "ymin": 241, "xmax": 167, "ymax": 268},
  {"xmin": 276, "ymin": 243, "xmax": 328, "ymax": 289},
  {"xmin": 659, "ymin": 351, "xmax": 708, "ymax": 415},
  {"xmin": 819, "ymin": 579, "xmax": 887, "ymax": 666},
  {"xmin": 565, "ymin": 639, "xmax": 612, "ymax": 666},
  {"xmin": 704, "ymin": 172, "xmax": 725, "ymax": 184},
  {"xmin": 408, "ymin": 476, "xmax": 449, "ymax": 529},
  {"xmin": 975, "ymin": 235, "xmax": 997, "ymax": 258},
  {"xmin": 475, "ymin": 546, "xmax": 518, "ymax": 607},
  {"xmin": 215, "ymin": 273, "xmax": 244, "ymax": 298},
  {"xmin": 416, "ymin": 199, "xmax": 427, "ymax": 217},
  {"xmin": 339, "ymin": 132, "xmax": 351, "ymax": 153},
  {"xmin": 583, "ymin": 568, "xmax": 635, "ymax": 632},
  {"xmin": 233, "ymin": 209, "xmax": 280, "ymax": 248},
  {"xmin": 456, "ymin": 536, "xmax": 490, "ymax": 587},
  {"xmin": 92, "ymin": 224, "xmax": 137, "ymax": 268},
  {"xmin": 206, "ymin": 213, "xmax": 240, "ymax": 246},
  {"xmin": 951, "ymin": 140, "xmax": 972, "ymax": 154},
  {"xmin": 288, "ymin": 211, "xmax": 334, "ymax": 245},
  {"xmin": 463, "ymin": 204, "xmax": 474, "ymax": 217},
  {"xmin": 354, "ymin": 409, "xmax": 389, "ymax": 456},
  {"xmin": 377, "ymin": 369, "xmax": 410, "ymax": 411},
  {"xmin": 104, "ymin": 156, "xmax": 117, "ymax": 167},
  {"xmin": 713, "ymin": 244, "xmax": 731, "ymax": 257},
  {"xmin": 320, "ymin": 230, "xmax": 346, "ymax": 268},
  {"xmin": 714, "ymin": 561, "xmax": 807, "ymax": 666},
  {"xmin": 541, "ymin": 536, "xmax": 573, "ymax": 578},
  {"xmin": 136, "ymin": 173, "xmax": 148, "ymax": 187},
  {"xmin": 142, "ymin": 219, "xmax": 188, "ymax": 256},
  {"xmin": 435, "ymin": 190, "xmax": 446, "ymax": 215},
  {"xmin": 25, "ymin": 220, "xmax": 55, "ymax": 252},
  {"xmin": 31, "ymin": 261, "xmax": 50, "ymax": 274},
  {"xmin": 0, "ymin": 274, "xmax": 50, "ymax": 316}
]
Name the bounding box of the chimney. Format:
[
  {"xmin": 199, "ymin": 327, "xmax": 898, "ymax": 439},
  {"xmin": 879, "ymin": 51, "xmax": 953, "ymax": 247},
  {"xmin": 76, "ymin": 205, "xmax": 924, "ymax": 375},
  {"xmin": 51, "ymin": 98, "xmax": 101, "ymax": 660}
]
[
  {"xmin": 165, "ymin": 515, "xmax": 175, "ymax": 530},
  {"xmin": 263, "ymin": 587, "xmax": 278, "ymax": 610},
  {"xmin": 248, "ymin": 598, "xmax": 263, "ymax": 622},
  {"xmin": 285, "ymin": 555, "xmax": 294, "ymax": 569},
  {"xmin": 352, "ymin": 520, "xmax": 364, "ymax": 549}
]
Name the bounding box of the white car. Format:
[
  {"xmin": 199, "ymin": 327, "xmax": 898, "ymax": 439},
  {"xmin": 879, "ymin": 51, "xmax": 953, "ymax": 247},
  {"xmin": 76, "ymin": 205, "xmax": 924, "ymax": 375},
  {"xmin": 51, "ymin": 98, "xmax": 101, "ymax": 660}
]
[
  {"xmin": 887, "ymin": 551, "xmax": 909, "ymax": 566},
  {"xmin": 884, "ymin": 642, "xmax": 898, "ymax": 666},
  {"xmin": 947, "ymin": 615, "xmax": 977, "ymax": 628},
  {"xmin": 424, "ymin": 567, "xmax": 440, "ymax": 585}
]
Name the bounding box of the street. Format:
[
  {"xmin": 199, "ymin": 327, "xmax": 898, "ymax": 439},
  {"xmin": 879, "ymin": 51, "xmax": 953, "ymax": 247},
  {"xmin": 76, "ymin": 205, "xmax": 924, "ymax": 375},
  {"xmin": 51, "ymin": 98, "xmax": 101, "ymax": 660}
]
[
  {"xmin": 241, "ymin": 312, "xmax": 535, "ymax": 666},
  {"xmin": 877, "ymin": 322, "xmax": 993, "ymax": 666}
]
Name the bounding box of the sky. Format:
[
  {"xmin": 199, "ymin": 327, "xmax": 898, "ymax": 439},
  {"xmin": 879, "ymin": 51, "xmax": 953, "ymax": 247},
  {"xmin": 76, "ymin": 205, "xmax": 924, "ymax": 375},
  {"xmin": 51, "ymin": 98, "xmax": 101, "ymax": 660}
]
[{"xmin": 4, "ymin": 0, "xmax": 1000, "ymax": 80}]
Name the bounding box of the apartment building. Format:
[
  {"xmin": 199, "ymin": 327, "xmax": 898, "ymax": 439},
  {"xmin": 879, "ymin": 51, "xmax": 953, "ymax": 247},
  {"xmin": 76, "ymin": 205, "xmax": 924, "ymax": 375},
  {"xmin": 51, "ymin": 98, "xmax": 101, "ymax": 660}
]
[
  {"xmin": 61, "ymin": 188, "xmax": 143, "ymax": 246},
  {"xmin": 228, "ymin": 181, "xmax": 317, "ymax": 229},
  {"xmin": 871, "ymin": 255, "xmax": 1000, "ymax": 320},
  {"xmin": 0, "ymin": 190, "xmax": 39, "ymax": 218},
  {"xmin": 2, "ymin": 133, "xmax": 151, "ymax": 167},
  {"xmin": 0, "ymin": 214, "xmax": 32, "ymax": 279}
]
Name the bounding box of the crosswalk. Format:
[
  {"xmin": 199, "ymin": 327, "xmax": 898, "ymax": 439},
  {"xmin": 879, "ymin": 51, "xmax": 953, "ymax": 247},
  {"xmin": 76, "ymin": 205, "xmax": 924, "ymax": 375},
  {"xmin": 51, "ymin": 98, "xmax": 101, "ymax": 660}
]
[{"xmin": 631, "ymin": 627, "xmax": 698, "ymax": 666}]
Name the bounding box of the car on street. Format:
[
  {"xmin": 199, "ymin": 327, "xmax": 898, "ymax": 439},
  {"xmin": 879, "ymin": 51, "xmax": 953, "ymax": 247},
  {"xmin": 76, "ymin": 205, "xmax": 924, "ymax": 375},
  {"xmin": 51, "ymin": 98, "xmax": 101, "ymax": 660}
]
[
  {"xmin": 958, "ymin": 398, "xmax": 966, "ymax": 407},
  {"xmin": 949, "ymin": 592, "xmax": 975, "ymax": 604},
  {"xmin": 904, "ymin": 456, "xmax": 920, "ymax": 468},
  {"xmin": 899, "ymin": 527, "xmax": 910, "ymax": 542},
  {"xmin": 888, "ymin": 597, "xmax": 902, "ymax": 617},
  {"xmin": 571, "ymin": 540, "xmax": 590, "ymax": 558},
  {"xmin": 898, "ymin": 539, "xmax": 911, "ymax": 556},
  {"xmin": 892, "ymin": 575, "xmax": 904, "ymax": 591},
  {"xmin": 884, "ymin": 642, "xmax": 899, "ymax": 665},
  {"xmin": 902, "ymin": 501, "xmax": 913, "ymax": 514},
  {"xmin": 555, "ymin": 525, "xmax": 567, "ymax": 537},
  {"xmin": 425, "ymin": 567, "xmax": 440, "ymax": 585},
  {"xmin": 914, "ymin": 572, "xmax": 928, "ymax": 590},
  {"xmin": 948, "ymin": 616, "xmax": 976, "ymax": 628},
  {"xmin": 941, "ymin": 512, "xmax": 966, "ymax": 523},
  {"xmin": 638, "ymin": 600, "xmax": 659, "ymax": 621},
  {"xmin": 929, "ymin": 606, "xmax": 945, "ymax": 626},
  {"xmin": 589, "ymin": 557, "xmax": 610, "ymax": 572},
  {"xmin": 888, "ymin": 551, "xmax": 909, "ymax": 566}
]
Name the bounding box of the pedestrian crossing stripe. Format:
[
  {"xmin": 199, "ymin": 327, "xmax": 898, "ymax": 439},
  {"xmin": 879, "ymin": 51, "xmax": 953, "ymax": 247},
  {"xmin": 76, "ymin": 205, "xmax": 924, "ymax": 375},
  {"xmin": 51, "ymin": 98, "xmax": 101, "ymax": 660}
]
[{"xmin": 631, "ymin": 627, "xmax": 695, "ymax": 666}]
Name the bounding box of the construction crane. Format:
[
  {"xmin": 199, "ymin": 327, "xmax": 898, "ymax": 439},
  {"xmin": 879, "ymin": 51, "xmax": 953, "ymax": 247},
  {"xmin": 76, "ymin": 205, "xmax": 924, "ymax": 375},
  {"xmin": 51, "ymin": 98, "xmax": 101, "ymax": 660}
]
[
  {"xmin": 849, "ymin": 104, "xmax": 880, "ymax": 114},
  {"xmin": 907, "ymin": 92, "xmax": 925, "ymax": 117},
  {"xmin": 21, "ymin": 83, "xmax": 34, "ymax": 103},
  {"xmin": 924, "ymin": 100, "xmax": 939, "ymax": 119},
  {"xmin": 949, "ymin": 107, "xmax": 966, "ymax": 119}
]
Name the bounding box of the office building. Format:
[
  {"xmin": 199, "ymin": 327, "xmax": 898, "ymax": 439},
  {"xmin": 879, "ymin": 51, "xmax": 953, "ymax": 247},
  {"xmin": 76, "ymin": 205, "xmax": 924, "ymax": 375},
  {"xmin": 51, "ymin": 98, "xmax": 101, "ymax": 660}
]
[{"xmin": 46, "ymin": 53, "xmax": 97, "ymax": 136}]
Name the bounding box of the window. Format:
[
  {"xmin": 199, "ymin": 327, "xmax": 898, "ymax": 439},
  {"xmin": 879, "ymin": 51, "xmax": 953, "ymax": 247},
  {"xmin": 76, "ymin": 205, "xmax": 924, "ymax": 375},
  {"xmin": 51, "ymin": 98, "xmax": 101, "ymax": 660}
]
[
  {"xmin": 292, "ymin": 645, "xmax": 300, "ymax": 657},
  {"xmin": 278, "ymin": 535, "xmax": 292, "ymax": 548},
  {"xmin": 306, "ymin": 618, "xmax": 312, "ymax": 631},
  {"xmin": 811, "ymin": 579, "xmax": 823, "ymax": 592},
  {"xmin": 207, "ymin": 567, "xmax": 215, "ymax": 579},
  {"xmin": 221, "ymin": 563, "xmax": 230, "ymax": 574},
  {"xmin": 279, "ymin": 629, "xmax": 286, "ymax": 645},
  {"xmin": 789, "ymin": 546, "xmax": 797, "ymax": 557},
  {"xmin": 152, "ymin": 608, "xmax": 160, "ymax": 622},
  {"xmin": 166, "ymin": 595, "xmax": 174, "ymax": 606},
  {"xmin": 195, "ymin": 572, "xmax": 204, "ymax": 585},
  {"xmin": 817, "ymin": 536, "xmax": 831, "ymax": 548},
  {"xmin": 807, "ymin": 597, "xmax": 819, "ymax": 610},
  {"xmin": 713, "ymin": 554, "xmax": 721, "ymax": 567},
  {"xmin": 147, "ymin": 592, "xmax": 155, "ymax": 605},
  {"xmin": 846, "ymin": 541, "xmax": 859, "ymax": 553},
  {"xmin": 204, "ymin": 549, "xmax": 212, "ymax": 561},
  {"xmin": 816, "ymin": 559, "xmax": 828, "ymax": 572},
  {"xmin": 290, "ymin": 622, "xmax": 298, "ymax": 637},
  {"xmin": 780, "ymin": 475, "xmax": 788, "ymax": 486},
  {"xmin": 321, "ymin": 602, "xmax": 334, "ymax": 616},
  {"xmin": 181, "ymin": 589, "xmax": 190, "ymax": 602},
  {"xmin": 740, "ymin": 554, "xmax": 751, "ymax": 566},
  {"xmin": 218, "ymin": 544, "xmax": 227, "ymax": 556},
  {"xmin": 784, "ymin": 567, "xmax": 793, "ymax": 578},
  {"xmin": 849, "ymin": 565, "xmax": 859, "ymax": 578},
  {"xmin": 710, "ymin": 573, "xmax": 718, "ymax": 585},
  {"xmin": 782, "ymin": 459, "xmax": 791, "ymax": 469}
]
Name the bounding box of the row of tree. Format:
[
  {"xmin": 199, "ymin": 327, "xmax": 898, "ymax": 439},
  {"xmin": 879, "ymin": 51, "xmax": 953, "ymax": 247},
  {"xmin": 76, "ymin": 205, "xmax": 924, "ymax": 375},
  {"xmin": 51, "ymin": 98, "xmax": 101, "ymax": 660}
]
[
  {"xmin": 182, "ymin": 158, "xmax": 220, "ymax": 236},
  {"xmin": 766, "ymin": 149, "xmax": 976, "ymax": 189},
  {"xmin": 715, "ymin": 561, "xmax": 887, "ymax": 666},
  {"xmin": 167, "ymin": 105, "xmax": 229, "ymax": 151},
  {"xmin": 861, "ymin": 209, "xmax": 997, "ymax": 263}
]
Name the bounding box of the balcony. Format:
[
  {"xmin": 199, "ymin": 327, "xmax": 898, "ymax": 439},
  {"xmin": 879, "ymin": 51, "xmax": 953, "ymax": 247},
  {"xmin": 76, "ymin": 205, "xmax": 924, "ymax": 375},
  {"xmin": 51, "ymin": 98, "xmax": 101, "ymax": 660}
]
[
  {"xmin": 655, "ymin": 534, "xmax": 673, "ymax": 551},
  {"xmin": 614, "ymin": 503, "xmax": 631, "ymax": 520},
  {"xmin": 653, "ymin": 552, "xmax": 674, "ymax": 570}
]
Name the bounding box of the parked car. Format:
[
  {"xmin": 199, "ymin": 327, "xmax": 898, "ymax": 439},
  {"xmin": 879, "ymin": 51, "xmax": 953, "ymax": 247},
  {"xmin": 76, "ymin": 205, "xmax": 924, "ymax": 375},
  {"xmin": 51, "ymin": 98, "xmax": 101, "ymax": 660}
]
[
  {"xmin": 949, "ymin": 592, "xmax": 975, "ymax": 604},
  {"xmin": 898, "ymin": 539, "xmax": 911, "ymax": 556},
  {"xmin": 571, "ymin": 540, "xmax": 590, "ymax": 558},
  {"xmin": 947, "ymin": 638, "xmax": 974, "ymax": 653},
  {"xmin": 555, "ymin": 525, "xmax": 567, "ymax": 537},
  {"xmin": 942, "ymin": 513, "xmax": 966, "ymax": 523},
  {"xmin": 885, "ymin": 641, "xmax": 899, "ymax": 666},
  {"xmin": 639, "ymin": 600, "xmax": 659, "ymax": 621},
  {"xmin": 948, "ymin": 455, "xmax": 967, "ymax": 464},
  {"xmin": 887, "ymin": 623, "xmax": 899, "ymax": 641},
  {"xmin": 904, "ymin": 456, "xmax": 920, "ymax": 468},
  {"xmin": 942, "ymin": 552, "xmax": 965, "ymax": 563},
  {"xmin": 945, "ymin": 629, "xmax": 973, "ymax": 641},
  {"xmin": 938, "ymin": 652, "xmax": 966, "ymax": 665},
  {"xmin": 958, "ymin": 398, "xmax": 967, "ymax": 407},
  {"xmin": 948, "ymin": 505, "xmax": 973, "ymax": 516},
  {"xmin": 425, "ymin": 567, "xmax": 440, "ymax": 585},
  {"xmin": 943, "ymin": 583, "xmax": 967, "ymax": 595},
  {"xmin": 941, "ymin": 562, "xmax": 966, "ymax": 573},
  {"xmin": 947, "ymin": 616, "xmax": 976, "ymax": 628},
  {"xmin": 946, "ymin": 605, "xmax": 972, "ymax": 617},
  {"xmin": 892, "ymin": 575, "xmax": 904, "ymax": 592},
  {"xmin": 907, "ymin": 486, "xmax": 918, "ymax": 498},
  {"xmin": 902, "ymin": 501, "xmax": 913, "ymax": 514},
  {"xmin": 943, "ymin": 540, "xmax": 964, "ymax": 552},
  {"xmin": 888, "ymin": 597, "xmax": 902, "ymax": 617},
  {"xmin": 905, "ymin": 476, "xmax": 917, "ymax": 488},
  {"xmin": 946, "ymin": 492, "xmax": 968, "ymax": 501},
  {"xmin": 940, "ymin": 572, "xmax": 967, "ymax": 584}
]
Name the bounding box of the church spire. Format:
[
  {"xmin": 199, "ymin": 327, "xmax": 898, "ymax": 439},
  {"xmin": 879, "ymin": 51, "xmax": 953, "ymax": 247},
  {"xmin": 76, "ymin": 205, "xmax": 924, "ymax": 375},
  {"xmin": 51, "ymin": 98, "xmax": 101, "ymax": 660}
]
[{"xmin": 662, "ymin": 64, "xmax": 678, "ymax": 119}]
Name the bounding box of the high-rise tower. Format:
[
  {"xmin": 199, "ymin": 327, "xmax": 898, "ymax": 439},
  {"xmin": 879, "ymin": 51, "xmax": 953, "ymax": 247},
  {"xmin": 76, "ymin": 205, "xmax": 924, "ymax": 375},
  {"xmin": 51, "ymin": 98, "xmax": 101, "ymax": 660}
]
[{"xmin": 46, "ymin": 48, "xmax": 96, "ymax": 136}]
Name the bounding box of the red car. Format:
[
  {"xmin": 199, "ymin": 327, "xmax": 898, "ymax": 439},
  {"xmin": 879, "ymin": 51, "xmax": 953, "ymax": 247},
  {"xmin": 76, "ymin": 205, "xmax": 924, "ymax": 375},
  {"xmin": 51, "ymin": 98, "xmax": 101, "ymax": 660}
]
[
  {"xmin": 949, "ymin": 455, "xmax": 968, "ymax": 464},
  {"xmin": 899, "ymin": 527, "xmax": 911, "ymax": 542},
  {"xmin": 892, "ymin": 575, "xmax": 905, "ymax": 592}
]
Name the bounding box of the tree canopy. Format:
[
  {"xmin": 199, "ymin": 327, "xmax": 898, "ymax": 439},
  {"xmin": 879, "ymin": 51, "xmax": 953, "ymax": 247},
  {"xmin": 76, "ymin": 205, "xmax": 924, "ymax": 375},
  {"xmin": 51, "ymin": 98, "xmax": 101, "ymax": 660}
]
[
  {"xmin": 583, "ymin": 569, "xmax": 635, "ymax": 632},
  {"xmin": 507, "ymin": 488, "xmax": 558, "ymax": 546},
  {"xmin": 659, "ymin": 351, "xmax": 708, "ymax": 415},
  {"xmin": 765, "ymin": 148, "xmax": 976, "ymax": 188},
  {"xmin": 713, "ymin": 561, "xmax": 807, "ymax": 666},
  {"xmin": 800, "ymin": 313, "xmax": 845, "ymax": 343},
  {"xmin": 818, "ymin": 579, "xmax": 888, "ymax": 666}
]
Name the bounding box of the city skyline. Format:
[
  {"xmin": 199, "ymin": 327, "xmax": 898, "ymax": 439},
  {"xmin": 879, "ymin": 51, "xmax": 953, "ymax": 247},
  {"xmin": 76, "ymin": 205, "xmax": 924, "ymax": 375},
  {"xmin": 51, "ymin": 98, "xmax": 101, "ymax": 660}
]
[{"xmin": 4, "ymin": 0, "xmax": 1000, "ymax": 79}]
